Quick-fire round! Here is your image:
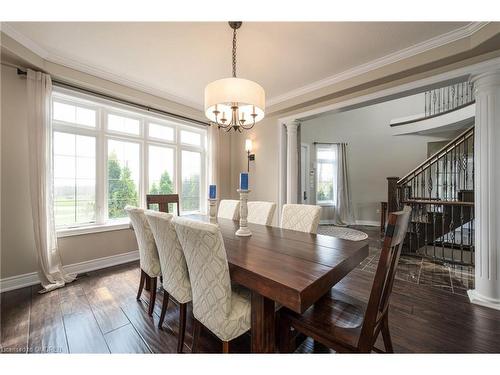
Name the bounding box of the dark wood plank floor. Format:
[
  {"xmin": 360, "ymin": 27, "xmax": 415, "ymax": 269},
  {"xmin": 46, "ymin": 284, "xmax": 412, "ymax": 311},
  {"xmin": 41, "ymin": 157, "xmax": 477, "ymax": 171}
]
[{"xmin": 2, "ymin": 258, "xmax": 500, "ymax": 353}]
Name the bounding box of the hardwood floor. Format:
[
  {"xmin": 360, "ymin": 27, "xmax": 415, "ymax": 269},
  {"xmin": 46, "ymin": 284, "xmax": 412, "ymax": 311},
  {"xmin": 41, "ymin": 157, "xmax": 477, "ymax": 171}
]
[{"xmin": 1, "ymin": 227, "xmax": 499, "ymax": 354}]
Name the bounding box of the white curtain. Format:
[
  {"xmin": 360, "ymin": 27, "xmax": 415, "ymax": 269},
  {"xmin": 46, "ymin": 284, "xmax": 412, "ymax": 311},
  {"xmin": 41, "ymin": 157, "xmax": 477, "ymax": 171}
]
[
  {"xmin": 208, "ymin": 124, "xmax": 221, "ymax": 193},
  {"xmin": 27, "ymin": 69, "xmax": 75, "ymax": 293},
  {"xmin": 333, "ymin": 143, "xmax": 355, "ymax": 226}
]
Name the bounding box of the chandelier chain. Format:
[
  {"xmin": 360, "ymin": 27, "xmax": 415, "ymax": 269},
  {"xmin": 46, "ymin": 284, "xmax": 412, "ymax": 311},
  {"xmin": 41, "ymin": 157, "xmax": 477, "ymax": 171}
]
[{"xmin": 232, "ymin": 27, "xmax": 237, "ymax": 78}]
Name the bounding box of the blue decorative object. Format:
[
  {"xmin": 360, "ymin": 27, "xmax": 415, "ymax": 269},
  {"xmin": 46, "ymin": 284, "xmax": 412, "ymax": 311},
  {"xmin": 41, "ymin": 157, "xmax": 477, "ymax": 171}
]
[
  {"xmin": 209, "ymin": 184, "xmax": 217, "ymax": 199},
  {"xmin": 239, "ymin": 172, "xmax": 249, "ymax": 190}
]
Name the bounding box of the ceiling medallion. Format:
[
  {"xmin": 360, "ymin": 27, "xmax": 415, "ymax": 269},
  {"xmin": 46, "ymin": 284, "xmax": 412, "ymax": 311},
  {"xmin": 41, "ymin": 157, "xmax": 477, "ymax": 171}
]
[{"xmin": 204, "ymin": 22, "xmax": 265, "ymax": 132}]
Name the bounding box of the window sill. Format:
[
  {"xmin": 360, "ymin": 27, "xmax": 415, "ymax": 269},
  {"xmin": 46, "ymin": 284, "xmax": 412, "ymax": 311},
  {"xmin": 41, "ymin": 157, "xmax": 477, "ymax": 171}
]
[
  {"xmin": 317, "ymin": 202, "xmax": 335, "ymax": 207},
  {"xmin": 56, "ymin": 220, "xmax": 131, "ymax": 238}
]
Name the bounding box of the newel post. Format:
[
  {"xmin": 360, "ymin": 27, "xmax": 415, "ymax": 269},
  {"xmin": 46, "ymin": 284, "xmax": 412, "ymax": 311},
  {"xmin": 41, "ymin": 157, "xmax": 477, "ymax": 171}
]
[{"xmin": 387, "ymin": 177, "xmax": 400, "ymax": 213}]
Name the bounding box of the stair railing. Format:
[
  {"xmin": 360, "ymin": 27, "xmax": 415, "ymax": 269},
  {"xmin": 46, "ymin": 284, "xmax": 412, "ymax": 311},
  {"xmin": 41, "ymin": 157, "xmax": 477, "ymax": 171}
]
[
  {"xmin": 387, "ymin": 126, "xmax": 475, "ymax": 266},
  {"xmin": 424, "ymin": 81, "xmax": 475, "ymax": 117}
]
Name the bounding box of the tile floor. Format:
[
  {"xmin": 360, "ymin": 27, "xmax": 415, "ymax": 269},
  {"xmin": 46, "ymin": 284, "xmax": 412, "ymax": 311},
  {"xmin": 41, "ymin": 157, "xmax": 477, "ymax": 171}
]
[{"xmin": 348, "ymin": 225, "xmax": 475, "ymax": 297}]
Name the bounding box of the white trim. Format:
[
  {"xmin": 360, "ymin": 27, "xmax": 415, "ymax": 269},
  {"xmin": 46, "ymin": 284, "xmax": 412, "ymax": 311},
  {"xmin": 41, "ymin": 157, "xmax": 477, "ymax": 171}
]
[
  {"xmin": 468, "ymin": 290, "xmax": 500, "ymax": 311},
  {"xmin": 56, "ymin": 221, "xmax": 131, "ymax": 238},
  {"xmin": 0, "ymin": 250, "xmax": 139, "ymax": 293},
  {"xmin": 2, "ymin": 22, "xmax": 489, "ymax": 111},
  {"xmin": 355, "ymin": 220, "xmax": 380, "ymax": 227},
  {"xmin": 279, "ymin": 56, "xmax": 500, "ymax": 124},
  {"xmin": 0, "ymin": 272, "xmax": 41, "ymax": 293},
  {"xmin": 267, "ymin": 22, "xmax": 489, "ymax": 106}
]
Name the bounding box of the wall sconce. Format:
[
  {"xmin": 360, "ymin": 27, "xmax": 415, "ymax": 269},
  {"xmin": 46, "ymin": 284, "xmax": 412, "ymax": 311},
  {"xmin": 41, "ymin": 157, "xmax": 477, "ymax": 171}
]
[{"xmin": 245, "ymin": 139, "xmax": 255, "ymax": 172}]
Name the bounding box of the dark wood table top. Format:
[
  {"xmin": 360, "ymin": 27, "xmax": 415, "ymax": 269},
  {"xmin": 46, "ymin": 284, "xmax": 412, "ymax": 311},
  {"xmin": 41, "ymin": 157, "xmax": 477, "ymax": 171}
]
[{"xmin": 186, "ymin": 215, "xmax": 369, "ymax": 314}]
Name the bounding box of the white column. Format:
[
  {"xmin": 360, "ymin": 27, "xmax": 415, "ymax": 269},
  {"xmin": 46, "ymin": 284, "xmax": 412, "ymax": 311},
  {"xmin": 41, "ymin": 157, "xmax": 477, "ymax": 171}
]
[
  {"xmin": 468, "ymin": 70, "xmax": 500, "ymax": 310},
  {"xmin": 285, "ymin": 120, "xmax": 300, "ymax": 204}
]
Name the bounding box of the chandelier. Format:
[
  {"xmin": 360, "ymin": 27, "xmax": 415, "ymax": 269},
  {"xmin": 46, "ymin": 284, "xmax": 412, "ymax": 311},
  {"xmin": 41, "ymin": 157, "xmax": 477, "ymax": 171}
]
[{"xmin": 204, "ymin": 22, "xmax": 265, "ymax": 132}]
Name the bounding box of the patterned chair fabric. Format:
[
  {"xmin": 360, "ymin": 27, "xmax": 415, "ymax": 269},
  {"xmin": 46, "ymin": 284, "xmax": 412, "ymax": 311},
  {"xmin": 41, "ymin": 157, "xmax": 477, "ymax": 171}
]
[
  {"xmin": 247, "ymin": 201, "xmax": 276, "ymax": 225},
  {"xmin": 144, "ymin": 211, "xmax": 192, "ymax": 304},
  {"xmin": 281, "ymin": 204, "xmax": 321, "ymax": 234},
  {"xmin": 125, "ymin": 206, "xmax": 161, "ymax": 277},
  {"xmin": 217, "ymin": 199, "xmax": 240, "ymax": 220},
  {"xmin": 173, "ymin": 217, "xmax": 251, "ymax": 342}
]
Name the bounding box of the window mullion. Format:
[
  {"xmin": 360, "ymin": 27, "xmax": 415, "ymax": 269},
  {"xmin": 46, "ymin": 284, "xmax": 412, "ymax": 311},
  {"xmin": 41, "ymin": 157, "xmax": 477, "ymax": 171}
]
[{"xmin": 96, "ymin": 108, "xmax": 106, "ymax": 224}]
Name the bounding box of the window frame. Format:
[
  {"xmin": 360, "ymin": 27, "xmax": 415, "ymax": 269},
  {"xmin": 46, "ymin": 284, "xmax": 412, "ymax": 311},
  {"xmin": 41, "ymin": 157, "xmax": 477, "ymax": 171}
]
[
  {"xmin": 52, "ymin": 88, "xmax": 208, "ymax": 237},
  {"xmin": 315, "ymin": 145, "xmax": 337, "ymax": 206}
]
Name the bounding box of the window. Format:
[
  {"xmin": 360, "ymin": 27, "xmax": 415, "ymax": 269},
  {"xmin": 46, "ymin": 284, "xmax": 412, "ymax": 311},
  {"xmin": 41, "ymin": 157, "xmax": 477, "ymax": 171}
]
[
  {"xmin": 51, "ymin": 89, "xmax": 207, "ymax": 232},
  {"xmin": 316, "ymin": 145, "xmax": 337, "ymax": 205},
  {"xmin": 54, "ymin": 132, "xmax": 96, "ymax": 226}
]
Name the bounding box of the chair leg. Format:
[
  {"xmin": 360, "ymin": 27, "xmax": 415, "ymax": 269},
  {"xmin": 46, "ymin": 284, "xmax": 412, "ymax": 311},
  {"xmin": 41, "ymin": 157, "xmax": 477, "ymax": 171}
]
[
  {"xmin": 144, "ymin": 274, "xmax": 151, "ymax": 291},
  {"xmin": 177, "ymin": 303, "xmax": 187, "ymax": 353},
  {"xmin": 148, "ymin": 277, "xmax": 157, "ymax": 316},
  {"xmin": 381, "ymin": 314, "xmax": 394, "ymax": 353},
  {"xmin": 222, "ymin": 341, "xmax": 230, "ymax": 354},
  {"xmin": 136, "ymin": 270, "xmax": 146, "ymax": 300},
  {"xmin": 158, "ymin": 289, "xmax": 169, "ymax": 328},
  {"xmin": 192, "ymin": 318, "xmax": 201, "ymax": 353},
  {"xmin": 278, "ymin": 314, "xmax": 293, "ymax": 353}
]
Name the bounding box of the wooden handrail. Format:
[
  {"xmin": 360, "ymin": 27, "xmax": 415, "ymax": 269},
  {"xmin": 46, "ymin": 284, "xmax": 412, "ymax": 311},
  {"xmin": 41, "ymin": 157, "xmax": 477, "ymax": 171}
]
[
  {"xmin": 401, "ymin": 199, "xmax": 474, "ymax": 207},
  {"xmin": 397, "ymin": 126, "xmax": 474, "ymax": 185}
]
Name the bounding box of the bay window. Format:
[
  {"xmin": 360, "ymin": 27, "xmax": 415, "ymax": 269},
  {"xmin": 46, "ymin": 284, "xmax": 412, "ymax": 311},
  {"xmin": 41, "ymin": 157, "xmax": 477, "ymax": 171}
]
[{"xmin": 52, "ymin": 88, "xmax": 207, "ymax": 235}]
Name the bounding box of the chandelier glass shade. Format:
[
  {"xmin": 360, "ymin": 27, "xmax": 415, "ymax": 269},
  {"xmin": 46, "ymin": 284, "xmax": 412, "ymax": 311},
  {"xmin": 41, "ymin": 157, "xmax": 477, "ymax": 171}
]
[{"xmin": 204, "ymin": 22, "xmax": 265, "ymax": 131}]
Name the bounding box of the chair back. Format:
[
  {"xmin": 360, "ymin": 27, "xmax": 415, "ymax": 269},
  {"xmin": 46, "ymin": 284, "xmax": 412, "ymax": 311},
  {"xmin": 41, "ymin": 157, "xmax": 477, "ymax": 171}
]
[
  {"xmin": 281, "ymin": 204, "xmax": 321, "ymax": 234},
  {"xmin": 173, "ymin": 217, "xmax": 233, "ymax": 323},
  {"xmin": 146, "ymin": 194, "xmax": 180, "ymax": 216},
  {"xmin": 358, "ymin": 206, "xmax": 412, "ymax": 352},
  {"xmin": 144, "ymin": 211, "xmax": 192, "ymax": 304},
  {"xmin": 247, "ymin": 201, "xmax": 276, "ymax": 225},
  {"xmin": 218, "ymin": 199, "xmax": 240, "ymax": 220},
  {"xmin": 125, "ymin": 206, "xmax": 161, "ymax": 277}
]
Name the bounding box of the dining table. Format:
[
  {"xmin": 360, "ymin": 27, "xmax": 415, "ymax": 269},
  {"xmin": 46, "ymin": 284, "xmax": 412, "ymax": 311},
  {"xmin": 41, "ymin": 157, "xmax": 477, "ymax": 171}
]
[{"xmin": 186, "ymin": 214, "xmax": 369, "ymax": 353}]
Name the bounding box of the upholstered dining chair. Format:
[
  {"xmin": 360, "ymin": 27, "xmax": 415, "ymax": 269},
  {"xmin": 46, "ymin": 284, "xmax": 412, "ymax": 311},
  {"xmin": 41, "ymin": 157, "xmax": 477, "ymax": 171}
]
[
  {"xmin": 125, "ymin": 206, "xmax": 161, "ymax": 316},
  {"xmin": 247, "ymin": 201, "xmax": 277, "ymax": 225},
  {"xmin": 278, "ymin": 206, "xmax": 412, "ymax": 353},
  {"xmin": 217, "ymin": 199, "xmax": 240, "ymax": 220},
  {"xmin": 281, "ymin": 204, "xmax": 321, "ymax": 234},
  {"xmin": 173, "ymin": 217, "xmax": 251, "ymax": 353},
  {"xmin": 145, "ymin": 211, "xmax": 192, "ymax": 353}
]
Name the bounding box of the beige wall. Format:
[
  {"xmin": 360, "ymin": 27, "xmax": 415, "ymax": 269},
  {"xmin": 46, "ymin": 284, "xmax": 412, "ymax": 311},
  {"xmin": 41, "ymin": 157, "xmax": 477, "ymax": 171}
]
[{"xmin": 300, "ymin": 93, "xmax": 454, "ymax": 224}]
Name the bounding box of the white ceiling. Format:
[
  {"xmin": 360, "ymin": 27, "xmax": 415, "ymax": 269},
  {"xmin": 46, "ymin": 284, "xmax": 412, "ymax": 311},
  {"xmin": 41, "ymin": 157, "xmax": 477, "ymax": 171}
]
[{"xmin": 5, "ymin": 22, "xmax": 473, "ymax": 109}]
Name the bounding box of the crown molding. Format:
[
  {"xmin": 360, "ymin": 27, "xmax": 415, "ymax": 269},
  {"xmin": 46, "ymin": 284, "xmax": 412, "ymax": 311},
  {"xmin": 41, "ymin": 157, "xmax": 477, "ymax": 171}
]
[
  {"xmin": 1, "ymin": 23, "xmax": 203, "ymax": 110},
  {"xmin": 266, "ymin": 22, "xmax": 490, "ymax": 107},
  {"xmin": 2, "ymin": 22, "xmax": 490, "ymax": 110}
]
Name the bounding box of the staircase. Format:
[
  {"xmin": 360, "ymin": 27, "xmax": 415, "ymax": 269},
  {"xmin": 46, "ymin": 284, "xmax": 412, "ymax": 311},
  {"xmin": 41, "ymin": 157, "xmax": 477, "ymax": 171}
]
[{"xmin": 387, "ymin": 126, "xmax": 475, "ymax": 266}]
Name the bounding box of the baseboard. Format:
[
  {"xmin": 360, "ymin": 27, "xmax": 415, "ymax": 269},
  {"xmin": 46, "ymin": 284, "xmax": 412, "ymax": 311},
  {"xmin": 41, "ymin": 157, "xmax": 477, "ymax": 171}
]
[
  {"xmin": 355, "ymin": 220, "xmax": 380, "ymax": 227},
  {"xmin": 0, "ymin": 250, "xmax": 139, "ymax": 293}
]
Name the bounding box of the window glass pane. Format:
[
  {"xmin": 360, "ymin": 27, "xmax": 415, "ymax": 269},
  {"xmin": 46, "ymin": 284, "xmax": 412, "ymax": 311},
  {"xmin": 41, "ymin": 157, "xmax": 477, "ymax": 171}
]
[
  {"xmin": 107, "ymin": 113, "xmax": 140, "ymax": 135},
  {"xmin": 316, "ymin": 147, "xmax": 335, "ymax": 204},
  {"xmin": 181, "ymin": 150, "xmax": 201, "ymax": 212},
  {"xmin": 53, "ymin": 101, "xmax": 96, "ymax": 127},
  {"xmin": 53, "ymin": 132, "xmax": 96, "ymax": 227},
  {"xmin": 149, "ymin": 123, "xmax": 174, "ymax": 141},
  {"xmin": 148, "ymin": 145, "xmax": 175, "ymax": 194},
  {"xmin": 180, "ymin": 130, "xmax": 201, "ymax": 146},
  {"xmin": 107, "ymin": 139, "xmax": 140, "ymax": 219}
]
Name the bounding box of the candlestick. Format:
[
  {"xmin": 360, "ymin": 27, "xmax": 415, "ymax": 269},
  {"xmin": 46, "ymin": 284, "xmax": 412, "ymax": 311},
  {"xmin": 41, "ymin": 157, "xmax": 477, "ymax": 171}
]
[
  {"xmin": 235, "ymin": 189, "xmax": 252, "ymax": 237},
  {"xmin": 208, "ymin": 198, "xmax": 217, "ymax": 223}
]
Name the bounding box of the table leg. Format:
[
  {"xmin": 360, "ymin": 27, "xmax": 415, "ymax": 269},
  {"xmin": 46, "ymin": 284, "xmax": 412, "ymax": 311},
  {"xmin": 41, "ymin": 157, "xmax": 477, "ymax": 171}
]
[{"xmin": 251, "ymin": 291, "xmax": 275, "ymax": 353}]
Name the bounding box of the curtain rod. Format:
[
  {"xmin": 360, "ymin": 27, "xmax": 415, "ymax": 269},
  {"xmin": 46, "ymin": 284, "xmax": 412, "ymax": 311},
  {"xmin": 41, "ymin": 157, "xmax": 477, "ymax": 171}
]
[
  {"xmin": 313, "ymin": 142, "xmax": 348, "ymax": 145},
  {"xmin": 16, "ymin": 68, "xmax": 210, "ymax": 127}
]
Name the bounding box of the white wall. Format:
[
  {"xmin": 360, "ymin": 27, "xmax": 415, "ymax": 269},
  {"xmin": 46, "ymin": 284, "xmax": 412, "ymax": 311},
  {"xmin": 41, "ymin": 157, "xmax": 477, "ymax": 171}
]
[{"xmin": 301, "ymin": 94, "xmax": 453, "ymax": 224}]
